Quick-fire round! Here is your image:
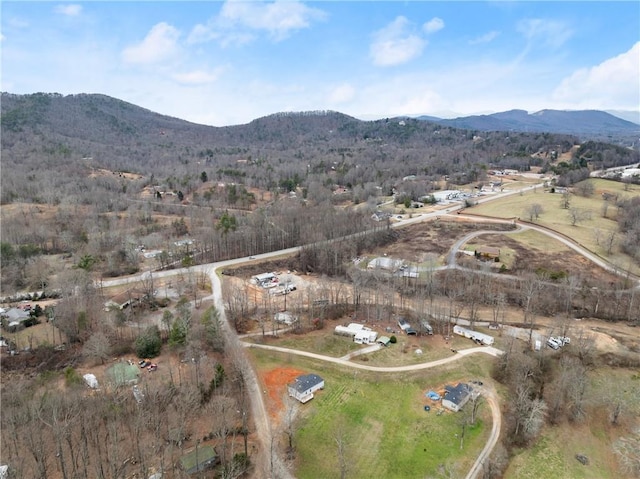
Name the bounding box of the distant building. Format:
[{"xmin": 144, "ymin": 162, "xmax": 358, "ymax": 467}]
[
  {"xmin": 475, "ymin": 246, "xmax": 501, "ymax": 260},
  {"xmin": 368, "ymin": 257, "xmax": 403, "ymax": 271}
]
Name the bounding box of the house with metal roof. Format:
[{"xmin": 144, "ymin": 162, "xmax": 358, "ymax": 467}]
[{"xmin": 288, "ymin": 373, "xmax": 324, "ymax": 403}]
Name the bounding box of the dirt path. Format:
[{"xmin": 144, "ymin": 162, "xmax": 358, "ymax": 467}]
[{"xmin": 243, "ymin": 342, "xmax": 504, "ymax": 479}]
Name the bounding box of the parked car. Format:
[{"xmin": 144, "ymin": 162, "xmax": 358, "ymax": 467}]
[
  {"xmin": 147, "ymin": 363, "xmax": 157, "ymax": 372},
  {"xmin": 140, "ymin": 360, "xmax": 150, "ymax": 368},
  {"xmin": 546, "ymin": 338, "xmax": 560, "ymax": 350}
]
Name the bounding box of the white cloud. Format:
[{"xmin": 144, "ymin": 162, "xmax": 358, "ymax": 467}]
[
  {"xmin": 172, "ymin": 68, "xmax": 226, "ymax": 85},
  {"xmin": 517, "ymin": 18, "xmax": 573, "ymax": 49},
  {"xmin": 327, "ymin": 83, "xmax": 355, "ymax": 105},
  {"xmin": 469, "ymin": 30, "xmax": 500, "ymax": 45},
  {"xmin": 189, "ymin": 0, "xmax": 327, "ymax": 45},
  {"xmin": 423, "ymin": 17, "xmax": 444, "ymax": 35},
  {"xmin": 370, "ymin": 16, "xmax": 425, "ymax": 67},
  {"xmin": 552, "ymin": 42, "xmax": 640, "ymax": 110},
  {"xmin": 54, "ymin": 4, "xmax": 82, "ymax": 16},
  {"xmin": 122, "ymin": 22, "xmax": 181, "ymax": 65}
]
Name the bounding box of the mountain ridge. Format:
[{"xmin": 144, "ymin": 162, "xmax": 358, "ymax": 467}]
[{"xmin": 416, "ymin": 108, "xmax": 639, "ymax": 144}]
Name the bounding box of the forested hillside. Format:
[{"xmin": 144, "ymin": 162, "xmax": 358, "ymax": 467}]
[{"xmin": 1, "ymin": 92, "xmax": 639, "ymax": 292}]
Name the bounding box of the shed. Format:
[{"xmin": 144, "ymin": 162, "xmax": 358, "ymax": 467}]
[
  {"xmin": 442, "ymin": 383, "xmax": 471, "ymax": 412},
  {"xmin": 377, "ymin": 336, "xmax": 391, "ymax": 347},
  {"xmin": 288, "ymin": 373, "xmax": 324, "ymax": 403},
  {"xmin": 179, "ymin": 445, "xmax": 217, "ymax": 474}
]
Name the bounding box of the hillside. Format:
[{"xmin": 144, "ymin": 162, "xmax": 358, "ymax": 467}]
[{"xmin": 417, "ymin": 109, "xmax": 640, "ymax": 146}]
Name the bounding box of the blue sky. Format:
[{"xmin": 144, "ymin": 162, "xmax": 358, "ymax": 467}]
[{"xmin": 2, "ymin": 1, "xmax": 639, "ymax": 126}]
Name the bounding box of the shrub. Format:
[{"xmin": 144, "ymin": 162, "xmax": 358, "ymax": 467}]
[
  {"xmin": 64, "ymin": 366, "xmax": 83, "ymax": 387},
  {"xmin": 389, "ymin": 335, "xmax": 397, "ymax": 344}
]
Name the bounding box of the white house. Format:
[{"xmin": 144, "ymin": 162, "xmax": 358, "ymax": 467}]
[
  {"xmin": 288, "ymin": 374, "xmax": 324, "ymax": 403},
  {"xmin": 442, "ymin": 383, "xmax": 471, "ymax": 412}
]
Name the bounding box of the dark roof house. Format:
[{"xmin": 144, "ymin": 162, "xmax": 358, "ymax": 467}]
[
  {"xmin": 288, "ymin": 373, "xmax": 325, "ymax": 403},
  {"xmin": 442, "ymin": 383, "xmax": 471, "ymax": 412}
]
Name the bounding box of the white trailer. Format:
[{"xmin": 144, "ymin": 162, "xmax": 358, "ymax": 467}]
[
  {"xmin": 334, "ymin": 325, "xmax": 358, "ymax": 337},
  {"xmin": 354, "ymin": 330, "xmax": 378, "ymax": 344},
  {"xmin": 453, "ymin": 325, "xmax": 494, "ymax": 346}
]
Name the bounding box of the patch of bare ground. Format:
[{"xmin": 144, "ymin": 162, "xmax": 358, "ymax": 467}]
[
  {"xmin": 375, "ymin": 218, "xmax": 515, "ymax": 262},
  {"xmin": 480, "ymin": 233, "xmax": 625, "ymax": 286}
]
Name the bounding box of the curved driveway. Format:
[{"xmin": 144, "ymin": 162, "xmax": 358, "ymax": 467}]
[
  {"xmin": 96, "ymin": 180, "xmax": 636, "ymax": 479},
  {"xmin": 245, "ymin": 341, "xmax": 503, "ymax": 479}
]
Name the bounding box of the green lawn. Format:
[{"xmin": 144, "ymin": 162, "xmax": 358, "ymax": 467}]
[
  {"xmin": 469, "ymin": 179, "xmax": 640, "ymax": 274},
  {"xmin": 249, "ymin": 349, "xmax": 496, "ymax": 479},
  {"xmin": 504, "ymin": 367, "xmax": 640, "ymax": 479},
  {"xmin": 247, "ymin": 332, "xmax": 364, "ymax": 357}
]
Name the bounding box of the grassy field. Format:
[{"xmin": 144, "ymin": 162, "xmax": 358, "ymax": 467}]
[
  {"xmin": 468, "ymin": 179, "xmax": 640, "ymax": 274},
  {"xmin": 250, "ymin": 332, "xmax": 364, "ymax": 357},
  {"xmin": 504, "ymin": 367, "xmax": 640, "ymax": 479},
  {"xmin": 249, "ymin": 349, "xmax": 497, "ymax": 479}
]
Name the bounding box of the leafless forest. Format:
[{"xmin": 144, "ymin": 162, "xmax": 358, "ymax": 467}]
[{"xmin": 1, "ymin": 93, "xmax": 640, "ymax": 478}]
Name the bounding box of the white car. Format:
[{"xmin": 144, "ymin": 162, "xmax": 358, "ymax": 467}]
[{"xmin": 546, "ymin": 338, "xmax": 560, "ymax": 350}]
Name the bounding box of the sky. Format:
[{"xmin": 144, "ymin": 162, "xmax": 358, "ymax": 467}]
[{"xmin": 1, "ymin": 1, "xmax": 639, "ymax": 126}]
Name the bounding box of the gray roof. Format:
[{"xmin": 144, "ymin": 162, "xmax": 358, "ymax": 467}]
[
  {"xmin": 444, "ymin": 383, "xmax": 471, "ymax": 405},
  {"xmin": 2, "ymin": 308, "xmax": 30, "ymax": 321},
  {"xmin": 289, "ymin": 374, "xmax": 323, "ymax": 393}
]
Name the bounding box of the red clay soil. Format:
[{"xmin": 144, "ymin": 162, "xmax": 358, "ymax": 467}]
[{"xmin": 262, "ymin": 367, "xmax": 305, "ymax": 422}]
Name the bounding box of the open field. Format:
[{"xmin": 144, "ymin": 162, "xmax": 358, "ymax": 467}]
[
  {"xmin": 505, "ymin": 367, "xmax": 640, "ymax": 479},
  {"xmin": 466, "ymin": 179, "xmax": 640, "ymax": 275},
  {"xmin": 249, "ymin": 348, "xmax": 496, "ymax": 479}
]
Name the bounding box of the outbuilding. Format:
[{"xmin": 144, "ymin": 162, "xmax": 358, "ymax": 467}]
[{"xmin": 288, "ymin": 374, "xmax": 324, "ymax": 403}]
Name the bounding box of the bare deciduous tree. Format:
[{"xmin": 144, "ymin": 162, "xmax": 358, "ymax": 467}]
[{"xmin": 82, "ymin": 331, "xmax": 111, "ymax": 364}]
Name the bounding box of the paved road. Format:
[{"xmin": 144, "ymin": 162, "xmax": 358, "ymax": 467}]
[{"xmin": 95, "ymin": 179, "xmax": 637, "ymax": 478}]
